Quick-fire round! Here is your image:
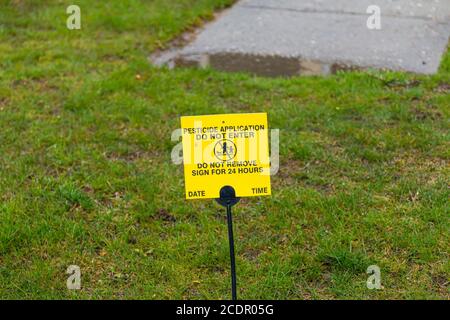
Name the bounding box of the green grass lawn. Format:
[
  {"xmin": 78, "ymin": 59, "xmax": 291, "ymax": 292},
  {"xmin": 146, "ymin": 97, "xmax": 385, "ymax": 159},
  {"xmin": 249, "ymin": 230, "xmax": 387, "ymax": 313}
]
[{"xmin": 0, "ymin": 0, "xmax": 448, "ymax": 299}]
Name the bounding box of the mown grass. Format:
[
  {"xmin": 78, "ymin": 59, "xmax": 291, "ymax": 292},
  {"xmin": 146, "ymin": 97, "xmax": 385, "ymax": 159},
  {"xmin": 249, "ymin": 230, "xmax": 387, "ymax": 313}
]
[{"xmin": 0, "ymin": 0, "xmax": 448, "ymax": 299}]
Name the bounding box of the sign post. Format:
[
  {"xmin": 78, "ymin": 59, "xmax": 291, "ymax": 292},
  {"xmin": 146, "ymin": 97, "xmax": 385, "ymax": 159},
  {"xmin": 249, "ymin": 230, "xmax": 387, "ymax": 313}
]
[
  {"xmin": 181, "ymin": 113, "xmax": 271, "ymax": 300},
  {"xmin": 216, "ymin": 185, "xmax": 240, "ymax": 300}
]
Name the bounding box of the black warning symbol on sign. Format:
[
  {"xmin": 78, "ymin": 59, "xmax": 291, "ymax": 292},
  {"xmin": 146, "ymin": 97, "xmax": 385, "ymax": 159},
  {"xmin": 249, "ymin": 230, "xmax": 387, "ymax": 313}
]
[{"xmin": 214, "ymin": 139, "xmax": 237, "ymax": 161}]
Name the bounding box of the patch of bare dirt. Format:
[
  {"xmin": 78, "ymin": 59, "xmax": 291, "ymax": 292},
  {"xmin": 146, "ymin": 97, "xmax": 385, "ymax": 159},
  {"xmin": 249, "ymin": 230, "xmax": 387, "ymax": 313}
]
[
  {"xmin": 154, "ymin": 208, "xmax": 176, "ymax": 223},
  {"xmin": 412, "ymin": 106, "xmax": 443, "ymax": 121}
]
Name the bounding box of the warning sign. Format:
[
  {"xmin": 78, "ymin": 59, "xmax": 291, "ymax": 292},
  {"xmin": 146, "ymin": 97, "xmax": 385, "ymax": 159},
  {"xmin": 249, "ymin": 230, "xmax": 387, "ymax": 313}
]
[{"xmin": 181, "ymin": 113, "xmax": 271, "ymax": 199}]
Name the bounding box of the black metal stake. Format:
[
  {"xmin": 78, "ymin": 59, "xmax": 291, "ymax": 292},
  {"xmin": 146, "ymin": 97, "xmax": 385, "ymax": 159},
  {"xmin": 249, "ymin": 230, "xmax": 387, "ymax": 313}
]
[
  {"xmin": 226, "ymin": 204, "xmax": 237, "ymax": 300},
  {"xmin": 216, "ymin": 186, "xmax": 240, "ymax": 300}
]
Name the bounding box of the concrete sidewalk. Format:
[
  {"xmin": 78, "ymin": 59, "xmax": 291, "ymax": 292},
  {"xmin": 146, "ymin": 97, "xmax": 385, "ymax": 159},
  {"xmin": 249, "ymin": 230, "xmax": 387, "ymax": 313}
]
[{"xmin": 152, "ymin": 0, "xmax": 450, "ymax": 76}]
